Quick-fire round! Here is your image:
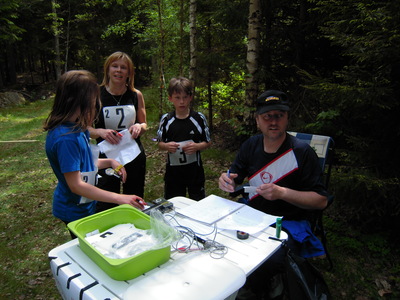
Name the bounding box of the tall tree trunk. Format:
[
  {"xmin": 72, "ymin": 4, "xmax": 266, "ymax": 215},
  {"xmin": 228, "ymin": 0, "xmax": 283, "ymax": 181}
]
[
  {"xmin": 40, "ymin": 51, "xmax": 48, "ymax": 83},
  {"xmin": 206, "ymin": 19, "xmax": 213, "ymax": 129},
  {"xmin": 157, "ymin": 0, "xmax": 166, "ymax": 117},
  {"xmin": 296, "ymin": 0, "xmax": 306, "ymax": 68},
  {"xmin": 189, "ymin": 0, "xmax": 197, "ymax": 96},
  {"xmin": 179, "ymin": 0, "xmax": 184, "ymax": 76},
  {"xmin": 245, "ymin": 0, "xmax": 261, "ymax": 131},
  {"xmin": 6, "ymin": 44, "xmax": 17, "ymax": 85},
  {"xmin": 64, "ymin": 0, "xmax": 71, "ymax": 73},
  {"xmin": 0, "ymin": 55, "xmax": 3, "ymax": 88},
  {"xmin": 51, "ymin": 0, "xmax": 61, "ymax": 80}
]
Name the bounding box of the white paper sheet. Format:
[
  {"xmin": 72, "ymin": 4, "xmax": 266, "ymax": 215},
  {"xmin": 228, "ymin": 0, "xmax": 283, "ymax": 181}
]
[
  {"xmin": 168, "ymin": 217, "xmax": 217, "ymax": 236},
  {"xmin": 98, "ymin": 129, "xmax": 141, "ymax": 165},
  {"xmin": 216, "ymin": 205, "xmax": 280, "ymax": 234},
  {"xmin": 177, "ymin": 194, "xmax": 244, "ymax": 225},
  {"xmin": 244, "ymin": 186, "xmax": 257, "ymax": 194},
  {"xmin": 175, "ymin": 194, "xmax": 281, "ymax": 235}
]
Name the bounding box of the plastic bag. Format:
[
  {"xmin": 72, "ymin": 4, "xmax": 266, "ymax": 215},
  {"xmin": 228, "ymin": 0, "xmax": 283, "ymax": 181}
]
[
  {"xmin": 85, "ymin": 210, "xmax": 181, "ymax": 259},
  {"xmin": 85, "ymin": 223, "xmax": 157, "ymax": 259},
  {"xmin": 149, "ymin": 209, "xmax": 182, "ymax": 250}
]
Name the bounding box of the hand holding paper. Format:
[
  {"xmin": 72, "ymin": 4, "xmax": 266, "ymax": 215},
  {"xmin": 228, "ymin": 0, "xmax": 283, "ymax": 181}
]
[
  {"xmin": 98, "ymin": 129, "xmax": 141, "ymax": 166},
  {"xmin": 244, "ymin": 186, "xmax": 257, "ymax": 194}
]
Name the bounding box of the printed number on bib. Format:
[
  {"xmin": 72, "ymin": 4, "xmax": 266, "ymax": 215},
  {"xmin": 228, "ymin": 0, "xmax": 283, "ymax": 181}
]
[
  {"xmin": 168, "ymin": 140, "xmax": 197, "ymax": 166},
  {"xmin": 103, "ymin": 105, "xmax": 136, "ymax": 130},
  {"xmin": 79, "ymin": 170, "xmax": 97, "ymax": 204}
]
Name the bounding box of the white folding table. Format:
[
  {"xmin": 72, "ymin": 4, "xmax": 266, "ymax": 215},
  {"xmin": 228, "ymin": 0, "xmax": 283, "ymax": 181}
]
[{"xmin": 49, "ymin": 197, "xmax": 287, "ymax": 300}]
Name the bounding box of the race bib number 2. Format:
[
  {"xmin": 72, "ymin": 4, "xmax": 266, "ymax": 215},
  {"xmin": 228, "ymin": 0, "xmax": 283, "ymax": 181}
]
[
  {"xmin": 79, "ymin": 170, "xmax": 97, "ymax": 204},
  {"xmin": 103, "ymin": 105, "xmax": 136, "ymax": 130}
]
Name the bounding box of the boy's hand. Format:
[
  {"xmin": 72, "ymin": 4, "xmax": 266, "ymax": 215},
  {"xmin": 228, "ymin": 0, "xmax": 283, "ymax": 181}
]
[
  {"xmin": 165, "ymin": 141, "xmax": 180, "ymax": 153},
  {"xmin": 181, "ymin": 142, "xmax": 197, "ymax": 154}
]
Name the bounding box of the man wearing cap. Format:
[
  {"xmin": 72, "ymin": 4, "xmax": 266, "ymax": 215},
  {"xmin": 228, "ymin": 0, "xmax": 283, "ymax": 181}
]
[{"xmin": 218, "ymin": 90, "xmax": 328, "ymax": 298}]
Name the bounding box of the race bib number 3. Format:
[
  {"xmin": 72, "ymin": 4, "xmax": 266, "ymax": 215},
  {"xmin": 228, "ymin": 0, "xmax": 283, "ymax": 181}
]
[{"xmin": 168, "ymin": 140, "xmax": 197, "ymax": 166}]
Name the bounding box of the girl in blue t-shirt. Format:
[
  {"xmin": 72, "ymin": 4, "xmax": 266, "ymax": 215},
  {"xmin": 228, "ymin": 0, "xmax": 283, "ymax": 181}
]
[{"xmin": 44, "ymin": 70, "xmax": 145, "ymax": 238}]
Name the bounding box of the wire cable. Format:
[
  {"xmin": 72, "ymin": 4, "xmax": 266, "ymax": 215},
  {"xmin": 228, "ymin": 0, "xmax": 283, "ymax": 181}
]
[{"xmin": 164, "ymin": 210, "xmax": 228, "ymax": 258}]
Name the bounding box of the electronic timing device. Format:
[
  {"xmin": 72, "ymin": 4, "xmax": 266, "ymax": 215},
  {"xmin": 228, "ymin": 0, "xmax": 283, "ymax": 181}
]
[{"xmin": 142, "ymin": 198, "xmax": 174, "ymax": 215}]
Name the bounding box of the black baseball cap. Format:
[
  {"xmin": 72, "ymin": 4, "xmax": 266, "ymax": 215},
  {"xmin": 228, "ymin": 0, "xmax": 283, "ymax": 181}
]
[{"xmin": 255, "ymin": 90, "xmax": 290, "ymax": 114}]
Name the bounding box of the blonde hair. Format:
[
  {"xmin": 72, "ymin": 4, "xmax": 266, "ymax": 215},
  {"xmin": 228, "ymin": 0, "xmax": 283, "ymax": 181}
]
[{"xmin": 101, "ymin": 51, "xmax": 136, "ymax": 91}]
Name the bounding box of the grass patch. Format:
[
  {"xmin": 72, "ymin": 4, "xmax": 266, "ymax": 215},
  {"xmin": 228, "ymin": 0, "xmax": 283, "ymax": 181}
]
[{"xmin": 0, "ymin": 98, "xmax": 70, "ymax": 298}]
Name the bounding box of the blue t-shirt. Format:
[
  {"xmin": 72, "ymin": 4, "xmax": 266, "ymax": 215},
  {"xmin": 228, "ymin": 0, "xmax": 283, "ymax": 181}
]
[{"xmin": 45, "ymin": 123, "xmax": 97, "ymax": 222}]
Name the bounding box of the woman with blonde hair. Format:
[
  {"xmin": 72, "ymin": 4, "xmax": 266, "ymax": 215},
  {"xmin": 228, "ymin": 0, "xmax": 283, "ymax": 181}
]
[{"xmin": 89, "ymin": 52, "xmax": 147, "ymax": 212}]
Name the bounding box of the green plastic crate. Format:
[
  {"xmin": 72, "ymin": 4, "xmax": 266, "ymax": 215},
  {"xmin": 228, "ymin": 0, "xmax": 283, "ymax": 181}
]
[{"xmin": 67, "ymin": 204, "xmax": 171, "ymax": 281}]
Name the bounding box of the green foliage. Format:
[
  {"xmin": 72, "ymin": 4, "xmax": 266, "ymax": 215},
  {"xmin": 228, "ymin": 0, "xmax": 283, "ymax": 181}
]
[
  {"xmin": 0, "ymin": 0, "xmax": 24, "ymax": 42},
  {"xmin": 325, "ymin": 215, "xmax": 390, "ymax": 257},
  {"xmin": 196, "ymin": 66, "xmax": 252, "ymax": 136},
  {"xmin": 297, "ymin": 1, "xmax": 400, "ymax": 230},
  {"xmin": 321, "ymin": 212, "xmax": 400, "ymax": 298},
  {"xmin": 195, "ymin": 0, "xmax": 248, "ymax": 84},
  {"xmin": 362, "ymin": 234, "xmax": 391, "ymax": 257},
  {"xmin": 305, "ymin": 0, "xmax": 400, "ymax": 138},
  {"xmin": 304, "ymin": 109, "xmax": 341, "ymax": 135},
  {"xmin": 331, "ymin": 167, "xmax": 400, "ymax": 233}
]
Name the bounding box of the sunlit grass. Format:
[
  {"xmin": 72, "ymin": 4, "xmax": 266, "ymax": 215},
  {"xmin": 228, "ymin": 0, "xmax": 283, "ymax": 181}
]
[{"xmin": 0, "ymin": 97, "xmax": 67, "ymax": 299}]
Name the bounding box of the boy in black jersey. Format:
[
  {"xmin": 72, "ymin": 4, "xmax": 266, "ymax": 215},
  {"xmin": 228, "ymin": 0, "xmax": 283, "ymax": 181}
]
[{"xmin": 157, "ymin": 77, "xmax": 211, "ymax": 200}]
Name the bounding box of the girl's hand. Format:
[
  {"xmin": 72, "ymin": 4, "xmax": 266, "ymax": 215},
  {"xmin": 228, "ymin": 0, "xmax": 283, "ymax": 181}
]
[
  {"xmin": 111, "ymin": 161, "xmax": 127, "ymax": 183},
  {"xmin": 117, "ymin": 195, "xmax": 147, "ymax": 210}
]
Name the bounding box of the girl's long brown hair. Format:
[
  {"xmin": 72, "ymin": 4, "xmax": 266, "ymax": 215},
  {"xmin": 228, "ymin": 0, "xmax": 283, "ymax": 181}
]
[{"xmin": 44, "ymin": 70, "xmax": 100, "ymax": 132}]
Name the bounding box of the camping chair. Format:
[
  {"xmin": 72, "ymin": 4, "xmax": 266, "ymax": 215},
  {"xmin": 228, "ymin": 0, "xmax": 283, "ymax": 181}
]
[
  {"xmin": 287, "ymin": 131, "xmax": 335, "ymax": 271},
  {"xmin": 230, "ymin": 131, "xmax": 335, "ymax": 270}
]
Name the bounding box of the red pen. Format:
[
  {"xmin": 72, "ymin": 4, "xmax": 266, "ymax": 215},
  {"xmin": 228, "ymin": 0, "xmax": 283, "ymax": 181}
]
[{"xmin": 112, "ymin": 131, "xmax": 123, "ymax": 137}]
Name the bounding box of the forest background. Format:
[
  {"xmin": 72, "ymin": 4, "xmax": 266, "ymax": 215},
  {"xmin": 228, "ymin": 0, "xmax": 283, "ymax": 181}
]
[{"xmin": 0, "ymin": 0, "xmax": 399, "ymax": 298}]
